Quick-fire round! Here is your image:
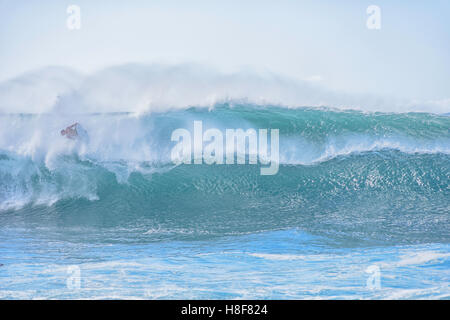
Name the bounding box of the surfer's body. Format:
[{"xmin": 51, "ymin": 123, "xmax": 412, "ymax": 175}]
[{"xmin": 61, "ymin": 123, "xmax": 89, "ymax": 142}]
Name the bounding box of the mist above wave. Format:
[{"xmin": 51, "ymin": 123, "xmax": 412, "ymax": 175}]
[{"xmin": 0, "ymin": 64, "xmax": 449, "ymax": 114}]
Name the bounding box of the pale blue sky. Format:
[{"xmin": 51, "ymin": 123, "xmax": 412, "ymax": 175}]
[{"xmin": 0, "ymin": 0, "xmax": 449, "ymax": 101}]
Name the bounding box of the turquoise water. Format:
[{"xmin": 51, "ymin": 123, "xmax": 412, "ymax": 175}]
[{"xmin": 0, "ymin": 105, "xmax": 449, "ymax": 299}]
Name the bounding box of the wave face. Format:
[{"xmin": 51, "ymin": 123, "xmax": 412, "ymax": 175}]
[{"xmin": 0, "ymin": 104, "xmax": 449, "ymax": 245}]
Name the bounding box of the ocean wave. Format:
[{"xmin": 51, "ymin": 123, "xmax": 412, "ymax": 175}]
[
  {"xmin": 1, "ymin": 104, "xmax": 449, "ymax": 162},
  {"xmin": 1, "ymin": 105, "xmax": 449, "ymax": 211},
  {"xmin": 0, "ymin": 105, "xmax": 448, "ymax": 245}
]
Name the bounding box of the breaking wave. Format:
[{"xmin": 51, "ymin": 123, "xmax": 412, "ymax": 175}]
[{"xmin": 0, "ymin": 105, "xmax": 449, "ymax": 245}]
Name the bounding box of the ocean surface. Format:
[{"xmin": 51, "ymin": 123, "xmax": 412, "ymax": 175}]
[{"xmin": 0, "ymin": 104, "xmax": 449, "ymax": 299}]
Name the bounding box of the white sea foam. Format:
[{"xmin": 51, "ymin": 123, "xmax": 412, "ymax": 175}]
[{"xmin": 394, "ymin": 251, "xmax": 450, "ymax": 267}]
